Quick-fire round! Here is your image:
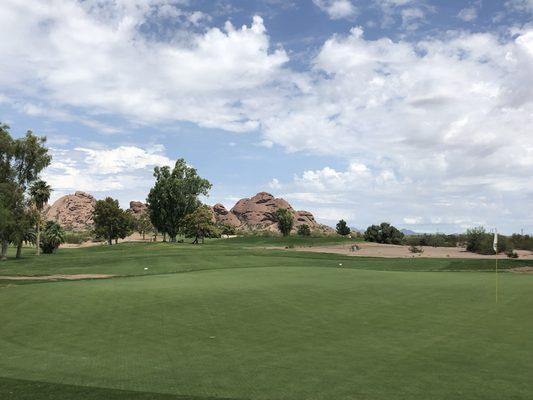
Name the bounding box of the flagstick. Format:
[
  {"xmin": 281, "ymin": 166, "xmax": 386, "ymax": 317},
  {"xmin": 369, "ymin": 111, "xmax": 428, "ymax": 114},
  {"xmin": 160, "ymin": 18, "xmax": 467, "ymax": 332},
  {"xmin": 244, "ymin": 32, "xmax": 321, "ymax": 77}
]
[{"xmin": 495, "ymin": 256, "xmax": 498, "ymax": 304}]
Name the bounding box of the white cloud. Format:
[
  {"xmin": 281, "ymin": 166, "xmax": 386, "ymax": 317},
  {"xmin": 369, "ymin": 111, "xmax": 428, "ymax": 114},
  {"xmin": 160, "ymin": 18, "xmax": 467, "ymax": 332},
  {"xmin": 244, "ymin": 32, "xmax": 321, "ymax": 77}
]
[
  {"xmin": 42, "ymin": 145, "xmax": 174, "ymax": 206},
  {"xmin": 75, "ymin": 145, "xmax": 173, "ymax": 174},
  {"xmin": 457, "ymin": 7, "xmax": 478, "ymax": 22},
  {"xmin": 1, "ymin": 1, "xmax": 533, "ymax": 232},
  {"xmin": 0, "ymin": 1, "xmax": 288, "ymax": 132},
  {"xmin": 313, "ymin": 0, "xmax": 357, "ymax": 20}
]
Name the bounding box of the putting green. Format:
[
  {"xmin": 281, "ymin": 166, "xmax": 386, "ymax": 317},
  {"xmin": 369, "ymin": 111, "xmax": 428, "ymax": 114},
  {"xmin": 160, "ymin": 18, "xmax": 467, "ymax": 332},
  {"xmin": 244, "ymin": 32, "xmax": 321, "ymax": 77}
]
[{"xmin": 1, "ymin": 265, "xmax": 532, "ymax": 399}]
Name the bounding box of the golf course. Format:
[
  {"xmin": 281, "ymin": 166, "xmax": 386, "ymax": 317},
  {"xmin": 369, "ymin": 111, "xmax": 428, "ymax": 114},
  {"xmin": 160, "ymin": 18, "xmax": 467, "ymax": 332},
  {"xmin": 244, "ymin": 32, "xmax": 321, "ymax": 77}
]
[{"xmin": 1, "ymin": 237, "xmax": 533, "ymax": 400}]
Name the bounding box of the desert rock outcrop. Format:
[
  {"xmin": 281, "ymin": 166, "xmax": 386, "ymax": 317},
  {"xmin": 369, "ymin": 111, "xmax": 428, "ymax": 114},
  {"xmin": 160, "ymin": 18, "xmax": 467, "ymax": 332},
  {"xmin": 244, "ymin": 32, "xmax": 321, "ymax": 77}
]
[
  {"xmin": 212, "ymin": 192, "xmax": 331, "ymax": 233},
  {"xmin": 45, "ymin": 191, "xmax": 96, "ymax": 231},
  {"xmin": 129, "ymin": 201, "xmax": 148, "ymax": 218}
]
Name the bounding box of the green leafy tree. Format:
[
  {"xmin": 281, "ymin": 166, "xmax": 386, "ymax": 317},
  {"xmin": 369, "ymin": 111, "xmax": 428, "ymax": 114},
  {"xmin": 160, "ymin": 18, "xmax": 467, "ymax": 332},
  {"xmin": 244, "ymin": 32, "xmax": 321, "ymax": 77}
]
[
  {"xmin": 116, "ymin": 211, "xmax": 135, "ymax": 244},
  {"xmin": 0, "ymin": 124, "xmax": 51, "ymax": 261},
  {"xmin": 135, "ymin": 214, "xmax": 154, "ymax": 240},
  {"xmin": 364, "ymin": 222, "xmax": 404, "ymax": 245},
  {"xmin": 465, "ymin": 226, "xmax": 486, "ymax": 253},
  {"xmin": 183, "ymin": 205, "xmax": 219, "ymax": 244},
  {"xmin": 29, "ymin": 180, "xmax": 52, "ymax": 256},
  {"xmin": 336, "ymin": 219, "xmax": 351, "ymax": 236},
  {"xmin": 297, "ymin": 224, "xmax": 311, "ymax": 237},
  {"xmin": 93, "ymin": 197, "xmax": 129, "ymax": 245},
  {"xmin": 147, "ymin": 159, "xmax": 211, "ymax": 242},
  {"xmin": 218, "ymin": 224, "xmax": 236, "ymax": 236},
  {"xmin": 40, "ymin": 221, "xmax": 65, "ymax": 254},
  {"xmin": 276, "ymin": 208, "xmax": 294, "ymax": 237}
]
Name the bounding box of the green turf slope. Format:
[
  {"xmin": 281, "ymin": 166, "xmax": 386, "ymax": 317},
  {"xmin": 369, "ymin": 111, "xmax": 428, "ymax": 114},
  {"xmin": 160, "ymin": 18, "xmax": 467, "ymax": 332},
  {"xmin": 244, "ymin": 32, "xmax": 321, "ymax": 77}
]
[{"xmin": 1, "ymin": 266, "xmax": 532, "ymax": 400}]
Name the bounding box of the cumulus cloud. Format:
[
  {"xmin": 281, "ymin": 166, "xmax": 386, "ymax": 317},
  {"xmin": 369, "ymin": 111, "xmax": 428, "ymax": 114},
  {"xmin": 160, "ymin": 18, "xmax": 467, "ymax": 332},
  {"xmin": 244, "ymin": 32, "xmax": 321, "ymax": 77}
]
[
  {"xmin": 0, "ymin": 0, "xmax": 288, "ymax": 132},
  {"xmin": 259, "ymin": 27, "xmax": 533, "ymax": 232},
  {"xmin": 313, "ymin": 0, "xmax": 357, "ymax": 20},
  {"xmin": 1, "ymin": 1, "xmax": 532, "ymax": 232},
  {"xmin": 42, "ymin": 145, "xmax": 174, "ymax": 205}
]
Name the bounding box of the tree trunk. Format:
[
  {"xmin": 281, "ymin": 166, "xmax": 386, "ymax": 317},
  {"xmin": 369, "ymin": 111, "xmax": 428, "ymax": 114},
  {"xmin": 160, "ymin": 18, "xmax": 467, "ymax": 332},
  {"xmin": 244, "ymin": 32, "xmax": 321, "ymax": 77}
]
[
  {"xmin": 1, "ymin": 240, "xmax": 8, "ymax": 261},
  {"xmin": 170, "ymin": 235, "xmax": 176, "ymax": 242},
  {"xmin": 108, "ymin": 237, "xmax": 112, "ymax": 245},
  {"xmin": 163, "ymin": 233, "xmax": 167, "ymax": 242},
  {"xmin": 16, "ymin": 240, "xmax": 23, "ymax": 259},
  {"xmin": 192, "ymin": 235, "xmax": 198, "ymax": 245},
  {"xmin": 115, "ymin": 238, "xmax": 118, "ymax": 245},
  {"xmin": 36, "ymin": 221, "xmax": 41, "ymax": 256},
  {"xmin": 142, "ymin": 232, "xmax": 145, "ymax": 240}
]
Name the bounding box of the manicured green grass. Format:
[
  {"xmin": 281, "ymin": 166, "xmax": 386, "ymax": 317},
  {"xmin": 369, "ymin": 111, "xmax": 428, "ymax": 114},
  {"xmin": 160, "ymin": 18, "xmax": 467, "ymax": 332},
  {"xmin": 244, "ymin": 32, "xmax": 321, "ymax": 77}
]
[{"xmin": 1, "ymin": 239, "xmax": 533, "ymax": 399}]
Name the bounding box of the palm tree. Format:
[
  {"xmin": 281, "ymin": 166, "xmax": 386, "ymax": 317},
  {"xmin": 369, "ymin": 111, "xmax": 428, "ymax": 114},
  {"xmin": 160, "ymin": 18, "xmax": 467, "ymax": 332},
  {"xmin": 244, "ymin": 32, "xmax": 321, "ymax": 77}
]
[
  {"xmin": 40, "ymin": 221, "xmax": 65, "ymax": 254},
  {"xmin": 29, "ymin": 180, "xmax": 52, "ymax": 256}
]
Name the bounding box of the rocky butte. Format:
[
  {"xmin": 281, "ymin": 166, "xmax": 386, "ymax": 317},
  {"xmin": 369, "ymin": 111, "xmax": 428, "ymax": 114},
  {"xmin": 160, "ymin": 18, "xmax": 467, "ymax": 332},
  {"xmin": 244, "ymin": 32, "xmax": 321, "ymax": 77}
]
[{"xmin": 45, "ymin": 191, "xmax": 332, "ymax": 234}]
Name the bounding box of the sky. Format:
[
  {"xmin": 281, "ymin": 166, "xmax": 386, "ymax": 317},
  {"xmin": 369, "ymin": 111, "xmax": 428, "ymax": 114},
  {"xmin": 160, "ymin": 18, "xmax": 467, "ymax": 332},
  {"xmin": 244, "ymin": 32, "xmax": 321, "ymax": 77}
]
[{"xmin": 0, "ymin": 0, "xmax": 532, "ymax": 234}]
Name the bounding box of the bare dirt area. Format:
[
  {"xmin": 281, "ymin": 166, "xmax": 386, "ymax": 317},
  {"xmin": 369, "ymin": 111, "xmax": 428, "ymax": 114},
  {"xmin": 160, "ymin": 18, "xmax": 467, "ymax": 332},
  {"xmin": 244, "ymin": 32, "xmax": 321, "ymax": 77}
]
[
  {"xmin": 292, "ymin": 241, "xmax": 533, "ymax": 260},
  {"xmin": 0, "ymin": 274, "xmax": 115, "ymax": 281}
]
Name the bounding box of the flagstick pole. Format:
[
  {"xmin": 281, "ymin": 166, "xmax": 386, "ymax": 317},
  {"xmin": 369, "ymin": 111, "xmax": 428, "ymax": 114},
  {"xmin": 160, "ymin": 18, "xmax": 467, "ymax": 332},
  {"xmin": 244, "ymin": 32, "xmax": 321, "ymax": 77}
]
[{"xmin": 495, "ymin": 255, "xmax": 498, "ymax": 304}]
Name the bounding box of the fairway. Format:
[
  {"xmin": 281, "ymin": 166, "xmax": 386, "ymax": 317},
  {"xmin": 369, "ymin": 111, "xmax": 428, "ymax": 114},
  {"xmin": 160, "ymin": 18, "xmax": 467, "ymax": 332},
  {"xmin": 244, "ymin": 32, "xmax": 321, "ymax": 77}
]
[{"xmin": 1, "ymin": 241, "xmax": 533, "ymax": 399}]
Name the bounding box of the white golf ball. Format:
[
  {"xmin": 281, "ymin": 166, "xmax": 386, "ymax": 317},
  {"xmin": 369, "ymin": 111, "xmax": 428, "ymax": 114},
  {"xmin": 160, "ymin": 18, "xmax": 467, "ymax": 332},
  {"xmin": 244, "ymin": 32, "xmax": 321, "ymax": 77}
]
[{"xmin": 144, "ymin": 267, "xmax": 148, "ymax": 270}]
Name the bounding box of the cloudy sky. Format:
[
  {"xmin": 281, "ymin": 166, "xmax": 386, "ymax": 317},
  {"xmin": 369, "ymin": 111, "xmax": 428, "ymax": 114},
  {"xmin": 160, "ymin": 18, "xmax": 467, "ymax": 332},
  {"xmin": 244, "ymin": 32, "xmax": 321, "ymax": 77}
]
[{"xmin": 1, "ymin": 0, "xmax": 532, "ymax": 233}]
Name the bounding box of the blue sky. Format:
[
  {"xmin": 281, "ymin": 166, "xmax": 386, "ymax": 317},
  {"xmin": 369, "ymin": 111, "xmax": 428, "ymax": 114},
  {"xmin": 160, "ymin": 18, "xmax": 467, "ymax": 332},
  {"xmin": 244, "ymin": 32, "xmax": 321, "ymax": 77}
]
[{"xmin": 0, "ymin": 0, "xmax": 532, "ymax": 233}]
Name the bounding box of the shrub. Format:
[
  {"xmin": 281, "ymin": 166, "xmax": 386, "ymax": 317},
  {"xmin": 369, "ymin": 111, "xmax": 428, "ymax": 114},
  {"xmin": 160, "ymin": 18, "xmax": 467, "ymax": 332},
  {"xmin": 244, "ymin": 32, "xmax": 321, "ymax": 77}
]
[
  {"xmin": 218, "ymin": 224, "xmax": 236, "ymax": 236},
  {"xmin": 297, "ymin": 224, "xmax": 311, "ymax": 237},
  {"xmin": 409, "ymin": 245, "xmax": 424, "ymax": 254},
  {"xmin": 276, "ymin": 208, "xmax": 294, "ymax": 237},
  {"xmin": 64, "ymin": 231, "xmax": 93, "ymax": 244},
  {"xmin": 506, "ymin": 249, "xmax": 519, "ymax": 258},
  {"xmin": 465, "ymin": 227, "xmax": 487, "ymax": 253},
  {"xmin": 364, "ymin": 222, "xmax": 404, "ymax": 245}
]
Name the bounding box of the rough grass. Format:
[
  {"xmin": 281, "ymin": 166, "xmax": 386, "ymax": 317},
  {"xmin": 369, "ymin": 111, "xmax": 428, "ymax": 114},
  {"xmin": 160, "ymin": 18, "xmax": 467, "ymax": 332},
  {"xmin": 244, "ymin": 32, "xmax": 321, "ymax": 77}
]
[{"xmin": 1, "ymin": 238, "xmax": 533, "ymax": 399}]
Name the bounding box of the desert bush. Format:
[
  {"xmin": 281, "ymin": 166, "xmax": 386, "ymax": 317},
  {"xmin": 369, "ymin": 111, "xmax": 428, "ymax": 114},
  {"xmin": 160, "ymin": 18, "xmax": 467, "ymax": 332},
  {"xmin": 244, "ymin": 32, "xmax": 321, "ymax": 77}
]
[
  {"xmin": 276, "ymin": 208, "xmax": 294, "ymax": 237},
  {"xmin": 297, "ymin": 224, "xmax": 311, "ymax": 237},
  {"xmin": 406, "ymin": 233, "xmax": 459, "ymax": 248},
  {"xmin": 409, "ymin": 245, "xmax": 424, "ymax": 254},
  {"xmin": 64, "ymin": 230, "xmax": 93, "ymax": 244},
  {"xmin": 510, "ymin": 234, "xmax": 533, "ymax": 251},
  {"xmin": 506, "ymin": 249, "xmax": 519, "ymax": 258},
  {"xmin": 218, "ymin": 224, "xmax": 237, "ymax": 236}
]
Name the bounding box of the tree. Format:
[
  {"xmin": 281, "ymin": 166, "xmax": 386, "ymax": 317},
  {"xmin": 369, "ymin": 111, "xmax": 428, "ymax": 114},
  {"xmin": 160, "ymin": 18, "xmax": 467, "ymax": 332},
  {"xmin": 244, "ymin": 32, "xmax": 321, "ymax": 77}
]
[
  {"xmin": 336, "ymin": 219, "xmax": 351, "ymax": 236},
  {"xmin": 297, "ymin": 224, "xmax": 311, "ymax": 237},
  {"xmin": 147, "ymin": 159, "xmax": 211, "ymax": 242},
  {"xmin": 40, "ymin": 221, "xmax": 65, "ymax": 254},
  {"xmin": 364, "ymin": 222, "xmax": 404, "ymax": 245},
  {"xmin": 276, "ymin": 208, "xmax": 294, "ymax": 237},
  {"xmin": 183, "ymin": 205, "xmax": 219, "ymax": 244},
  {"xmin": 135, "ymin": 214, "xmax": 154, "ymax": 240},
  {"xmin": 0, "ymin": 125, "xmax": 51, "ymax": 261},
  {"xmin": 93, "ymin": 197, "xmax": 130, "ymax": 245},
  {"xmin": 29, "ymin": 180, "xmax": 52, "ymax": 256},
  {"xmin": 465, "ymin": 226, "xmax": 486, "ymax": 253}
]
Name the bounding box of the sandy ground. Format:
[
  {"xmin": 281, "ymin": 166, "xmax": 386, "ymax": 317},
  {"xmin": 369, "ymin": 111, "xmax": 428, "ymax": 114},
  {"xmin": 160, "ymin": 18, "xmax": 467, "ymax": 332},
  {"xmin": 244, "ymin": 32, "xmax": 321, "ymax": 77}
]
[
  {"xmin": 291, "ymin": 241, "xmax": 533, "ymax": 260},
  {"xmin": 0, "ymin": 274, "xmax": 115, "ymax": 281}
]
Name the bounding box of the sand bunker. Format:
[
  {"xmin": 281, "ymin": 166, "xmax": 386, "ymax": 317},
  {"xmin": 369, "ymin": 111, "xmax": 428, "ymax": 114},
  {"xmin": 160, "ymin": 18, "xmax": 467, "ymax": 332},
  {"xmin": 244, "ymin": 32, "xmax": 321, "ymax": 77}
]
[
  {"xmin": 0, "ymin": 274, "xmax": 115, "ymax": 281},
  {"xmin": 292, "ymin": 242, "xmax": 533, "ymax": 259}
]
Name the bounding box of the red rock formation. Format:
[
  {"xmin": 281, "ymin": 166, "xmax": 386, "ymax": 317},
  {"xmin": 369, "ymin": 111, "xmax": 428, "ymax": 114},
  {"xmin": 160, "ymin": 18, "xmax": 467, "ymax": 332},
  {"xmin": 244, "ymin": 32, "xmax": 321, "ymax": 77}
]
[{"xmin": 45, "ymin": 191, "xmax": 96, "ymax": 231}]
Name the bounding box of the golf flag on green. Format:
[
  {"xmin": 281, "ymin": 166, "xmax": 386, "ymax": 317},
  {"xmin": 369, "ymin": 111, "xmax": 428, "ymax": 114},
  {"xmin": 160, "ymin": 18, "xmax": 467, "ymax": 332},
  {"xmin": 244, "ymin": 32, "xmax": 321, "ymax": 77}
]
[{"xmin": 494, "ymin": 229, "xmax": 499, "ymax": 304}]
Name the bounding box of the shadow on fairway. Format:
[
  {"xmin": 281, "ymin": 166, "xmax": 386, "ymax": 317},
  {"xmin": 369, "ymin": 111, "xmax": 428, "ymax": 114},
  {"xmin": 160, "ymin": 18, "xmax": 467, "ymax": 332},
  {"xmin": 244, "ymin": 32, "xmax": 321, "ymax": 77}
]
[{"xmin": 0, "ymin": 377, "xmax": 244, "ymax": 400}]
